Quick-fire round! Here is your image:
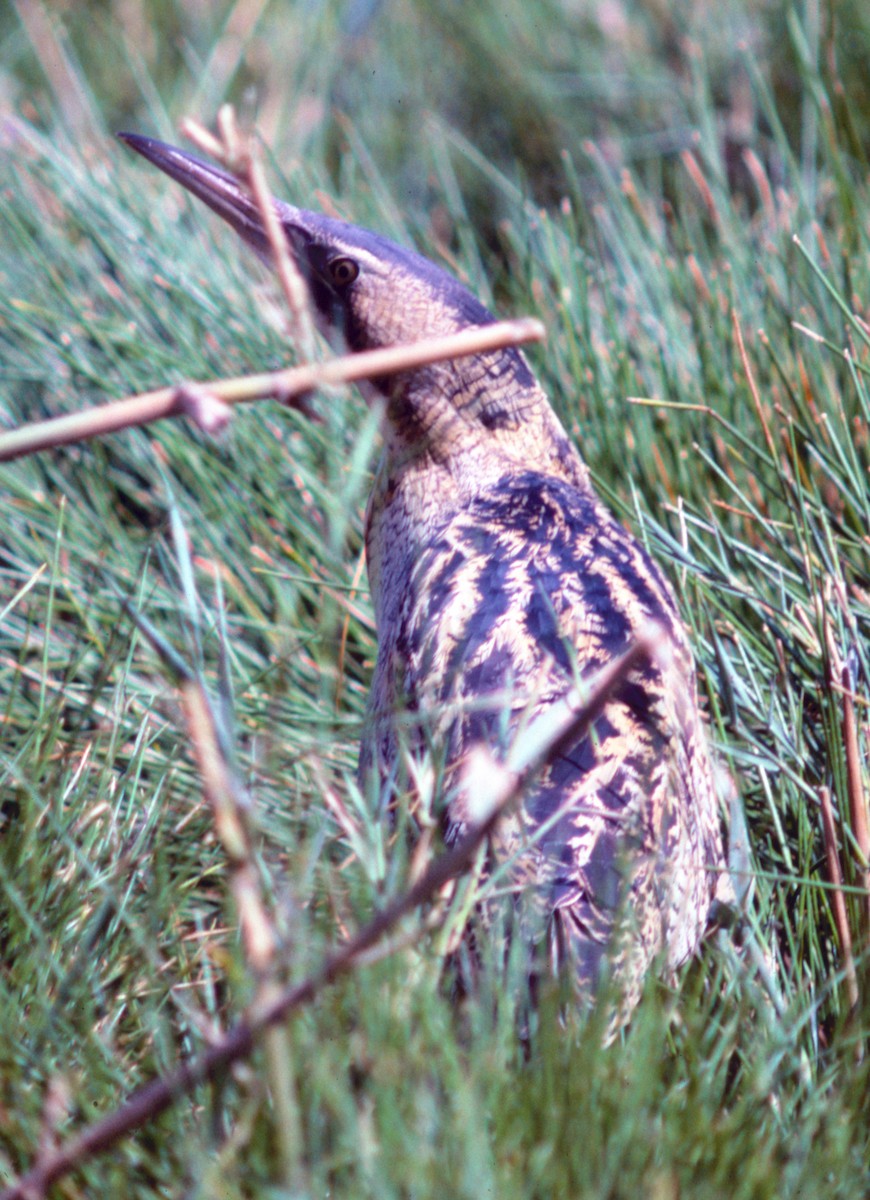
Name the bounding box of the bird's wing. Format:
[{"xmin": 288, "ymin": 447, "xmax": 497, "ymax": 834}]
[{"xmin": 393, "ymin": 470, "xmax": 721, "ymax": 985}]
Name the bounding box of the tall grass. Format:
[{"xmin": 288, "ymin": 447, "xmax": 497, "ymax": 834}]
[{"xmin": 1, "ymin": 2, "xmax": 868, "ymax": 1196}]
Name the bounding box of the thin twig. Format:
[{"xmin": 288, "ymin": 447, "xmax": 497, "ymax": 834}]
[
  {"xmin": 0, "ymin": 318, "xmax": 545, "ymax": 463},
  {"xmin": 822, "ymin": 587, "xmax": 870, "ymax": 936},
  {"xmin": 732, "ymin": 308, "xmax": 777, "ymax": 462},
  {"xmin": 181, "ymin": 109, "xmax": 316, "ymax": 359},
  {"xmin": 124, "ymin": 569, "xmax": 305, "ymax": 1187},
  {"xmin": 840, "ymin": 657, "xmax": 870, "ymax": 930},
  {"xmin": 0, "ymin": 632, "xmax": 657, "ymax": 1200},
  {"xmin": 681, "ymin": 149, "xmax": 720, "ymax": 227},
  {"xmin": 819, "ymin": 786, "xmax": 860, "ymax": 1013},
  {"xmin": 182, "ymin": 676, "xmax": 305, "ymax": 1189},
  {"xmin": 181, "ymin": 680, "xmax": 275, "ymax": 965}
]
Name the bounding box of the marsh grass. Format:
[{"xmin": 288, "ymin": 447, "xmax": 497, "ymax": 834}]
[{"xmin": 1, "ymin": 2, "xmax": 868, "ymax": 1196}]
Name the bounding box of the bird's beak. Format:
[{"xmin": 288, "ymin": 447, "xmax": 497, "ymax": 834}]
[{"xmin": 118, "ymin": 132, "xmax": 275, "ymax": 258}]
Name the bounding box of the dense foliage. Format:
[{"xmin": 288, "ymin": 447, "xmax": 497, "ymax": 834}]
[{"xmin": 1, "ymin": 2, "xmax": 867, "ymax": 1195}]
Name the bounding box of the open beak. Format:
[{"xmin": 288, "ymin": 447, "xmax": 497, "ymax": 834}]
[{"xmin": 118, "ymin": 132, "xmax": 274, "ymax": 257}]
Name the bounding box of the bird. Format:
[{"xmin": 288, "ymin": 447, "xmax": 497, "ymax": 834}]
[{"xmin": 120, "ymin": 132, "xmax": 732, "ymax": 1016}]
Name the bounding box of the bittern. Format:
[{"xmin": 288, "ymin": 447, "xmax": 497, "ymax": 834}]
[{"xmin": 120, "ymin": 133, "xmax": 731, "ymax": 1013}]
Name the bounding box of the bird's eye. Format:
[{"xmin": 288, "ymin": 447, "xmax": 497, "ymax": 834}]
[{"xmin": 327, "ymin": 256, "xmax": 359, "ymax": 287}]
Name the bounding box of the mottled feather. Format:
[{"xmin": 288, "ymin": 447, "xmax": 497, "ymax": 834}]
[{"xmin": 121, "ymin": 134, "xmax": 732, "ymax": 1014}]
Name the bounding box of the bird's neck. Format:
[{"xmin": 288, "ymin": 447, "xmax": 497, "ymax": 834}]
[
  {"xmin": 364, "ymin": 352, "xmax": 591, "ymax": 638},
  {"xmin": 380, "ymin": 349, "xmax": 590, "ymax": 490}
]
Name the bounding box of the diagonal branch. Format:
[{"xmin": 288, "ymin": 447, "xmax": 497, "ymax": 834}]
[
  {"xmin": 180, "ymin": 108, "xmax": 317, "ymax": 360},
  {"xmin": 0, "ymin": 631, "xmax": 658, "ymax": 1200},
  {"xmin": 0, "ymin": 318, "xmax": 545, "ymax": 463}
]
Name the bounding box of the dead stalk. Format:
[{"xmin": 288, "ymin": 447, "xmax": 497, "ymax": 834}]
[
  {"xmin": 0, "ymin": 318, "xmax": 545, "ymax": 463},
  {"xmin": 840, "ymin": 658, "xmax": 870, "ymax": 931},
  {"xmin": 0, "ymin": 633, "xmax": 657, "ymax": 1200},
  {"xmin": 732, "ymin": 307, "xmax": 777, "ymax": 462},
  {"xmin": 183, "ymin": 664, "xmax": 304, "ymax": 1189},
  {"xmin": 819, "ymin": 786, "xmax": 860, "ymax": 1013},
  {"xmin": 181, "ymin": 109, "xmax": 316, "ymax": 359}
]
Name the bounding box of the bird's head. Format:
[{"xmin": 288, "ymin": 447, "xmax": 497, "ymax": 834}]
[{"xmin": 119, "ymin": 133, "xmax": 583, "ymax": 482}]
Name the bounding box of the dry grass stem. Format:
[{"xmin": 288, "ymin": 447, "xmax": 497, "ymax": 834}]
[
  {"xmin": 181, "ymin": 108, "xmax": 316, "ymax": 359},
  {"xmin": 0, "ymin": 633, "xmax": 656, "ymax": 1200},
  {"xmin": 177, "ymin": 116, "xmax": 225, "ymax": 160},
  {"xmin": 840, "ymin": 659, "xmax": 870, "ymax": 930},
  {"xmin": 822, "ymin": 593, "xmax": 870, "ymax": 936},
  {"xmin": 732, "ymin": 308, "xmax": 777, "ymax": 461},
  {"xmin": 182, "ymin": 680, "xmax": 276, "ymax": 969},
  {"xmin": 0, "ymin": 318, "xmax": 545, "ymax": 462},
  {"xmin": 680, "ymin": 149, "xmax": 720, "ymax": 227},
  {"xmin": 819, "ymin": 786, "xmax": 860, "ymax": 1013},
  {"xmin": 181, "ymin": 658, "xmax": 303, "ymax": 1183}
]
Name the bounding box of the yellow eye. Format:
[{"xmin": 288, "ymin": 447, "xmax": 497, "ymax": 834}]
[{"xmin": 327, "ymin": 256, "xmax": 359, "ymax": 287}]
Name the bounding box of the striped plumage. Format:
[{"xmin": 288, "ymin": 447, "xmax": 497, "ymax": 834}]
[{"xmin": 122, "ymin": 134, "xmax": 732, "ymax": 1012}]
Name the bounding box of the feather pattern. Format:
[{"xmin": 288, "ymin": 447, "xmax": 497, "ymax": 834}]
[{"xmin": 121, "ymin": 133, "xmax": 733, "ymax": 1014}]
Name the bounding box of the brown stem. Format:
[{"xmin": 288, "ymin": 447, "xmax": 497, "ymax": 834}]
[
  {"xmin": 840, "ymin": 660, "xmax": 870, "ymax": 932},
  {"xmin": 181, "ymin": 109, "xmax": 317, "ymax": 360},
  {"xmin": 1, "ymin": 632, "xmax": 655, "ymax": 1200},
  {"xmin": 0, "ymin": 319, "xmax": 545, "ymax": 463},
  {"xmin": 819, "ymin": 786, "xmax": 860, "ymax": 1013}
]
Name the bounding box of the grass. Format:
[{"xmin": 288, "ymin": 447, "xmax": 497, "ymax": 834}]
[{"xmin": 1, "ymin": 1, "xmax": 868, "ymax": 1196}]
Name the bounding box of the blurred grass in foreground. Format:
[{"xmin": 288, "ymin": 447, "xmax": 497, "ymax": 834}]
[{"xmin": 0, "ymin": 1, "xmax": 868, "ymax": 1196}]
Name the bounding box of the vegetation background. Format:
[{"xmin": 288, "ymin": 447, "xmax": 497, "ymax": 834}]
[{"xmin": 0, "ymin": 0, "xmax": 868, "ymax": 1195}]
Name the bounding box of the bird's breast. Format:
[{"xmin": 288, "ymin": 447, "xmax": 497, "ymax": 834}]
[
  {"xmin": 363, "ymin": 463, "xmax": 689, "ymax": 783},
  {"xmin": 360, "ymin": 463, "xmax": 727, "ymax": 983}
]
